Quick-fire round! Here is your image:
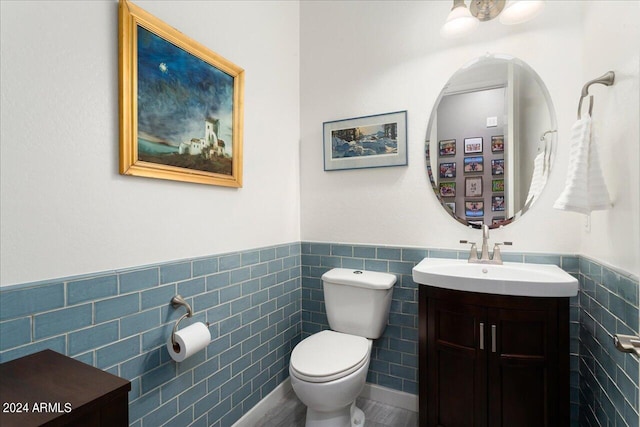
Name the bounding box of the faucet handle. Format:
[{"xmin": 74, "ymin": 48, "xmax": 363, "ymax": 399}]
[
  {"xmin": 460, "ymin": 240, "xmax": 479, "ymax": 261},
  {"xmin": 491, "ymin": 242, "xmax": 512, "ymax": 264},
  {"xmin": 492, "ymin": 241, "xmax": 513, "ymax": 253}
]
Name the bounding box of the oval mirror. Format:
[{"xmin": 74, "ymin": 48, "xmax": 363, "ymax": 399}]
[{"xmin": 426, "ymin": 54, "xmax": 557, "ymax": 229}]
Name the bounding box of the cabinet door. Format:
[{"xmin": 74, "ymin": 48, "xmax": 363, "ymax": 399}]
[
  {"xmin": 486, "ymin": 306, "xmax": 558, "ymax": 427},
  {"xmin": 426, "ymin": 298, "xmax": 487, "ymax": 427}
]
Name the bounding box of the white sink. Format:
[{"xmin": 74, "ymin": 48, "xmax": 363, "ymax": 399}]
[{"xmin": 412, "ymin": 258, "xmax": 578, "ymax": 297}]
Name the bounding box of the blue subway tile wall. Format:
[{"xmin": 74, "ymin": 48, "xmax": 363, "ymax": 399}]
[
  {"xmin": 0, "ymin": 242, "xmax": 301, "ymax": 427},
  {"xmin": 578, "ymin": 257, "xmax": 639, "ymax": 427},
  {"xmin": 1, "ymin": 240, "xmax": 638, "ymax": 427}
]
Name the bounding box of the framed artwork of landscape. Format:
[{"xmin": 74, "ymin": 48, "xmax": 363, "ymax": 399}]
[
  {"xmin": 119, "ymin": 0, "xmax": 244, "ymax": 187},
  {"xmin": 323, "ymin": 111, "xmax": 407, "ymax": 171}
]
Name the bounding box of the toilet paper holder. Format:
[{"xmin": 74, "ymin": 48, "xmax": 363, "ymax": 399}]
[{"xmin": 170, "ymin": 295, "xmax": 209, "ymax": 348}]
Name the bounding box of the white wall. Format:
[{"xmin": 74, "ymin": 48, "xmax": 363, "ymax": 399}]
[
  {"xmin": 2, "ymin": 1, "xmax": 638, "ymax": 287},
  {"xmin": 300, "ymin": 1, "xmax": 639, "ymax": 277},
  {"xmin": 0, "ymin": 0, "xmax": 301, "ymax": 286},
  {"xmin": 579, "ymin": 1, "xmax": 640, "ymax": 277}
]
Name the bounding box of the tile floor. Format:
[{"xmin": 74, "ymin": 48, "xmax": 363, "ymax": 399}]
[{"xmin": 255, "ymin": 389, "xmax": 418, "ymax": 427}]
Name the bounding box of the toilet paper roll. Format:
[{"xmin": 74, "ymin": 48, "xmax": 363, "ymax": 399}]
[{"xmin": 167, "ymin": 322, "xmax": 211, "ymax": 362}]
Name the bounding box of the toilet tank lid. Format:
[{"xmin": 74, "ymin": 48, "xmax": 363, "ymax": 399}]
[{"xmin": 322, "ymin": 268, "xmax": 396, "ymax": 290}]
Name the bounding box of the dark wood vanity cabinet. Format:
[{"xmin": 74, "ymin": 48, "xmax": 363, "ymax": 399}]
[
  {"xmin": 0, "ymin": 350, "xmax": 130, "ymax": 427},
  {"xmin": 418, "ymin": 286, "xmax": 569, "ymax": 427}
]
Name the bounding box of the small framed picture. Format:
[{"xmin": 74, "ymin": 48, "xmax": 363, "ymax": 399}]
[
  {"xmin": 468, "ymin": 220, "xmax": 484, "ymax": 227},
  {"xmin": 492, "ymin": 195, "xmax": 505, "ymax": 212},
  {"xmin": 439, "ymin": 139, "xmax": 456, "ymax": 157},
  {"xmin": 439, "ymin": 162, "xmax": 456, "ymax": 178},
  {"xmin": 464, "ymin": 137, "xmax": 483, "ymax": 154},
  {"xmin": 491, "ymin": 135, "xmax": 505, "ymax": 153},
  {"xmin": 465, "ymin": 201, "xmax": 484, "ymax": 217},
  {"xmin": 463, "ymin": 156, "xmax": 484, "ymax": 173},
  {"xmin": 492, "ymin": 179, "xmax": 504, "ymax": 192},
  {"xmin": 445, "ymin": 202, "xmax": 456, "ymax": 214},
  {"xmin": 439, "ymin": 182, "xmax": 456, "ymax": 197},
  {"xmin": 491, "ymin": 159, "xmax": 504, "ymax": 175},
  {"xmin": 465, "ymin": 176, "xmax": 483, "ymax": 197},
  {"xmin": 323, "ymin": 111, "xmax": 408, "ymax": 171}
]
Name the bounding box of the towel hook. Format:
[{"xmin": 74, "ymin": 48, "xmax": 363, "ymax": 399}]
[
  {"xmin": 577, "ymin": 71, "xmax": 615, "ymax": 119},
  {"xmin": 540, "ymin": 129, "xmax": 557, "ymax": 141}
]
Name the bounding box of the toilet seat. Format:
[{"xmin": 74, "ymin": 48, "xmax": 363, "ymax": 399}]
[{"xmin": 290, "ymin": 330, "xmax": 371, "ymax": 383}]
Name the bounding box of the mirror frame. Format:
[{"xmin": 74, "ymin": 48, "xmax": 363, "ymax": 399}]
[{"xmin": 425, "ymin": 53, "xmax": 557, "ymax": 229}]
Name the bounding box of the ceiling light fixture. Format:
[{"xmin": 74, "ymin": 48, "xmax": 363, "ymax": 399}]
[
  {"xmin": 440, "ymin": 0, "xmax": 480, "ymax": 38},
  {"xmin": 441, "ymin": 0, "xmax": 545, "ymax": 38}
]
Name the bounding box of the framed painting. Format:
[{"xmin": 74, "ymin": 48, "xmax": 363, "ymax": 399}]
[
  {"xmin": 465, "ymin": 176, "xmax": 483, "ymax": 197},
  {"xmin": 491, "ymin": 135, "xmax": 505, "ymax": 153},
  {"xmin": 119, "ymin": 0, "xmax": 244, "ymax": 187},
  {"xmin": 492, "ymin": 195, "xmax": 506, "ymax": 211},
  {"xmin": 439, "ymin": 139, "xmax": 456, "ymax": 157},
  {"xmin": 463, "ymin": 156, "xmax": 483, "ymax": 173},
  {"xmin": 445, "ymin": 202, "xmax": 456, "ymax": 214},
  {"xmin": 491, "ymin": 159, "xmax": 505, "ymax": 176},
  {"xmin": 492, "ymin": 216, "xmax": 506, "ymax": 225},
  {"xmin": 465, "ymin": 201, "xmax": 484, "ymax": 218},
  {"xmin": 464, "ymin": 137, "xmax": 483, "ymax": 154},
  {"xmin": 439, "ymin": 182, "xmax": 456, "ymax": 198},
  {"xmin": 323, "ymin": 111, "xmax": 407, "ymax": 171},
  {"xmin": 439, "ymin": 162, "xmax": 456, "ymax": 179}
]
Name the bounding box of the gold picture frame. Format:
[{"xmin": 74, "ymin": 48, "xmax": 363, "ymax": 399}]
[{"xmin": 119, "ymin": 0, "xmax": 244, "ymax": 187}]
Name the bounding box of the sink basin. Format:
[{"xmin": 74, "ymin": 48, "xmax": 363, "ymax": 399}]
[{"xmin": 412, "ymin": 258, "xmax": 578, "ymax": 297}]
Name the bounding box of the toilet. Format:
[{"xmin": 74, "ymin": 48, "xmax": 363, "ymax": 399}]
[{"xmin": 289, "ymin": 268, "xmax": 396, "ymax": 427}]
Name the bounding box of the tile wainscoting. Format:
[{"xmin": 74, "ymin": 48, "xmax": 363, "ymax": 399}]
[
  {"xmin": 0, "ymin": 243, "xmax": 302, "ymax": 427},
  {"xmin": 0, "ymin": 241, "xmax": 637, "ymax": 427},
  {"xmin": 578, "ymin": 256, "xmax": 639, "ymax": 427}
]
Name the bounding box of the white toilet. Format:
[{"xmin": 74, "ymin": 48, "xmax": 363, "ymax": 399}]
[{"xmin": 289, "ymin": 268, "xmax": 396, "ymax": 427}]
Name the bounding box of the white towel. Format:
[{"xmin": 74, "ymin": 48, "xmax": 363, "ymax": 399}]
[
  {"xmin": 553, "ymin": 114, "xmax": 611, "ymax": 214},
  {"xmin": 524, "ymin": 150, "xmax": 548, "ymax": 208}
]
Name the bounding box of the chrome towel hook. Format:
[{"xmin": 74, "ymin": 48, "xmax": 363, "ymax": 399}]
[{"xmin": 577, "ymin": 71, "xmax": 615, "ymax": 118}]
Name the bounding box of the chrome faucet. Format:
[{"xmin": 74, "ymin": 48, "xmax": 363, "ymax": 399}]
[
  {"xmin": 460, "ymin": 224, "xmax": 512, "ymax": 264},
  {"xmin": 480, "ymin": 224, "xmax": 491, "ymax": 261}
]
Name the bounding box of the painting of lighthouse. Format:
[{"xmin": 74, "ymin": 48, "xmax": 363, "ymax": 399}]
[
  {"xmin": 136, "ymin": 27, "xmax": 234, "ymax": 174},
  {"xmin": 119, "ymin": 0, "xmax": 244, "ymax": 187}
]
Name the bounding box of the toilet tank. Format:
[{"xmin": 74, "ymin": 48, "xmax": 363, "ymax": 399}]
[{"xmin": 322, "ymin": 268, "xmax": 396, "ymax": 339}]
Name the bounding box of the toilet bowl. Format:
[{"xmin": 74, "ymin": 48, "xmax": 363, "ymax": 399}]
[
  {"xmin": 289, "ymin": 268, "xmax": 396, "ymax": 427},
  {"xmin": 290, "ymin": 331, "xmax": 372, "ymax": 427}
]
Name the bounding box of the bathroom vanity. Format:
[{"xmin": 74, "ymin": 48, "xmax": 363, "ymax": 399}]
[
  {"xmin": 418, "ymin": 48, "xmax": 578, "ymax": 425},
  {"xmin": 418, "ymin": 286, "xmax": 569, "ymax": 427},
  {"xmin": 0, "ymin": 349, "xmax": 130, "ymax": 427},
  {"xmin": 414, "ymin": 258, "xmax": 577, "ymax": 427}
]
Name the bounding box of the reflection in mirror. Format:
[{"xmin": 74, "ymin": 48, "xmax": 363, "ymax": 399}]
[{"xmin": 426, "ymin": 54, "xmax": 556, "ymax": 228}]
